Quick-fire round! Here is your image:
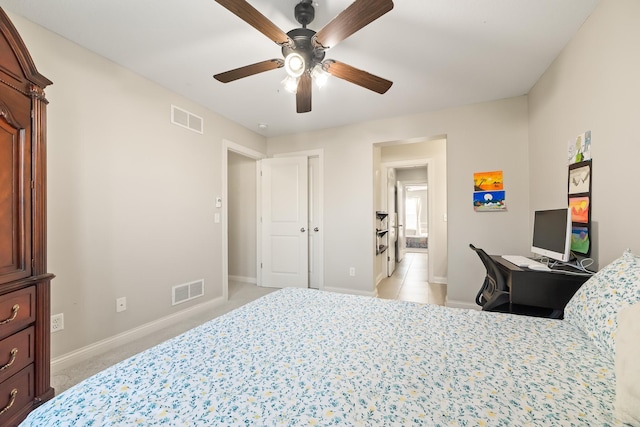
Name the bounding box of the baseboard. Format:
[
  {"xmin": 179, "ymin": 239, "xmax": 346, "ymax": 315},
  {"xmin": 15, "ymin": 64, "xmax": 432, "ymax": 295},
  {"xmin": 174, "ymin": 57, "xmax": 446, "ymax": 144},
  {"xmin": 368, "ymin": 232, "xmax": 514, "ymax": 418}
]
[
  {"xmin": 229, "ymin": 275, "xmax": 257, "ymax": 284},
  {"xmin": 51, "ymin": 295, "xmax": 226, "ymax": 373},
  {"xmin": 323, "ymin": 286, "xmax": 377, "ymax": 298},
  {"xmin": 431, "ymin": 275, "xmax": 448, "ymax": 284},
  {"xmin": 446, "ymin": 299, "xmax": 481, "ymax": 310}
]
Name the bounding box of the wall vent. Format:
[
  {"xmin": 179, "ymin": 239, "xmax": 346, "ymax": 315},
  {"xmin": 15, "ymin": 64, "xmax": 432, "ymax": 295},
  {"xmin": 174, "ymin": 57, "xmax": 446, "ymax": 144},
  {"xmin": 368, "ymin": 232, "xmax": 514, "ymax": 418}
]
[
  {"xmin": 172, "ymin": 279, "xmax": 205, "ymax": 306},
  {"xmin": 171, "ymin": 105, "xmax": 203, "ymax": 134}
]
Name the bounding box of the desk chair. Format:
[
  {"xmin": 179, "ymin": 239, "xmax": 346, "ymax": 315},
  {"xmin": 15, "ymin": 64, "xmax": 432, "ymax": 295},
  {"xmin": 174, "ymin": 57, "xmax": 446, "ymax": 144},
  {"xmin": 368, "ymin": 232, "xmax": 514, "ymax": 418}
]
[{"xmin": 469, "ymin": 244, "xmax": 510, "ymax": 312}]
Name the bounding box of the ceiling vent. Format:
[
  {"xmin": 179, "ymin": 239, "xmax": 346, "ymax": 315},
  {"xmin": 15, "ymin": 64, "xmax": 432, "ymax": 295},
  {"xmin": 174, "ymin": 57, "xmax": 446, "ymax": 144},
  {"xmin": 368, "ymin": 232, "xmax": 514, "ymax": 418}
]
[
  {"xmin": 171, "ymin": 105, "xmax": 203, "ymax": 134},
  {"xmin": 172, "ymin": 279, "xmax": 204, "ymax": 306}
]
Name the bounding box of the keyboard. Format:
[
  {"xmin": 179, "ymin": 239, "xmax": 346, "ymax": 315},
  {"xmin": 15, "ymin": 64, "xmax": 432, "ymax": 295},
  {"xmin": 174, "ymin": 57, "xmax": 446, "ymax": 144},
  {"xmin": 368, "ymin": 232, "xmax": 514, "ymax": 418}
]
[{"xmin": 501, "ymin": 255, "xmax": 551, "ymax": 271}]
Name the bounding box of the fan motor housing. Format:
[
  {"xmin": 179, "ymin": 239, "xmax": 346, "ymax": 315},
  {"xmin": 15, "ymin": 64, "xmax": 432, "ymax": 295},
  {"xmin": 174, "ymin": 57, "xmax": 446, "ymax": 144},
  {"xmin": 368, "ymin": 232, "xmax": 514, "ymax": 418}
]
[{"xmin": 282, "ymin": 28, "xmax": 325, "ymax": 70}]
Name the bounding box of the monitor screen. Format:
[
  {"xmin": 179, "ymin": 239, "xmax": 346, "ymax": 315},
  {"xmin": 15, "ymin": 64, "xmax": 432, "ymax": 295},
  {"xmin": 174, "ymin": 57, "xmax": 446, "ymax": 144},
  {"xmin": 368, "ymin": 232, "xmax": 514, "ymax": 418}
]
[{"xmin": 531, "ymin": 208, "xmax": 572, "ymax": 262}]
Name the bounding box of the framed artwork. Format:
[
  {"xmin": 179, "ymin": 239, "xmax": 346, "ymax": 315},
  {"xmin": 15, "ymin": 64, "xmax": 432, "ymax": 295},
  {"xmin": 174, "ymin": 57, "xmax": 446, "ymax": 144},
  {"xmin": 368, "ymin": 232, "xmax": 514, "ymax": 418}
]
[
  {"xmin": 569, "ymin": 196, "xmax": 590, "ymax": 223},
  {"xmin": 473, "ymin": 170, "xmax": 503, "ymax": 191},
  {"xmin": 571, "ymin": 225, "xmax": 590, "ymax": 255},
  {"xmin": 473, "ymin": 190, "xmax": 506, "ymax": 211},
  {"xmin": 568, "ymin": 161, "xmax": 591, "ymax": 195}
]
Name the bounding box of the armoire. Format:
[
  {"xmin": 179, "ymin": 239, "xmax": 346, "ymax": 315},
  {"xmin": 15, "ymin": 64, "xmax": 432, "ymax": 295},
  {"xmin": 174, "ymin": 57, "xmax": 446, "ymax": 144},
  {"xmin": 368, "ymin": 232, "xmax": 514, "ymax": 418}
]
[{"xmin": 0, "ymin": 7, "xmax": 54, "ymax": 426}]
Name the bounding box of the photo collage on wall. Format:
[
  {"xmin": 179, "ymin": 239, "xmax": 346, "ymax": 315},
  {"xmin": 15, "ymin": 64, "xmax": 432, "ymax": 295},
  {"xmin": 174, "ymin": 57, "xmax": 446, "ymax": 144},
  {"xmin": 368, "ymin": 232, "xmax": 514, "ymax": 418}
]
[
  {"xmin": 568, "ymin": 131, "xmax": 592, "ymax": 256},
  {"xmin": 473, "ymin": 170, "xmax": 506, "ymax": 211}
]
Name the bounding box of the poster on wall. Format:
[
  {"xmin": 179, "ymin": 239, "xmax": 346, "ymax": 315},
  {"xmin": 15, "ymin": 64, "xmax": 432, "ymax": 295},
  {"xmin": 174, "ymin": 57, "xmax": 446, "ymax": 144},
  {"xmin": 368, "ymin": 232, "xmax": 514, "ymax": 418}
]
[
  {"xmin": 473, "ymin": 170, "xmax": 506, "ymax": 211},
  {"xmin": 568, "ymin": 130, "xmax": 592, "ymax": 165}
]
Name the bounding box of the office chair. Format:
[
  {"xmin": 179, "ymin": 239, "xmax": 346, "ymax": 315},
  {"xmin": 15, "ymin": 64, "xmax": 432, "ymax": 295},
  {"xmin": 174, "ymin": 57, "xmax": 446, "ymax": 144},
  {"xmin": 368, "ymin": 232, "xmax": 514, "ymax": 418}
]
[{"xmin": 469, "ymin": 244, "xmax": 510, "ymax": 312}]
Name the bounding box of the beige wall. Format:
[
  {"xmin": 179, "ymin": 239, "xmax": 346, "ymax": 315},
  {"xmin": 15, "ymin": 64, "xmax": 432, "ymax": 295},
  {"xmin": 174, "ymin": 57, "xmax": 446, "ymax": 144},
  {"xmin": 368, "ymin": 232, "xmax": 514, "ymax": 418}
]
[
  {"xmin": 268, "ymin": 96, "xmax": 531, "ymax": 305},
  {"xmin": 7, "ymin": 12, "xmax": 267, "ymax": 358},
  {"xmin": 228, "ymin": 152, "xmax": 257, "ymax": 281},
  {"xmin": 528, "ymin": 0, "xmax": 640, "ymax": 268}
]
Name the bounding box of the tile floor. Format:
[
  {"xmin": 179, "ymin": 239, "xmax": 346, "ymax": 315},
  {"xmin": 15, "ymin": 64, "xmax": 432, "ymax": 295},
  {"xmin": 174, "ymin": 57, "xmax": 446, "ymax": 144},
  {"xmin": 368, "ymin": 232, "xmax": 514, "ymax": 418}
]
[{"xmin": 377, "ymin": 252, "xmax": 447, "ymax": 305}]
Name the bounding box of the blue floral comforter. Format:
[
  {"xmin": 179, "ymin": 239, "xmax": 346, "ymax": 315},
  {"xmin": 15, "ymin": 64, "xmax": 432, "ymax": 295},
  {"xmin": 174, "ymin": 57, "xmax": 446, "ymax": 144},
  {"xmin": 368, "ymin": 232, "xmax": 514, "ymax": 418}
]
[{"xmin": 21, "ymin": 288, "xmax": 617, "ymax": 426}]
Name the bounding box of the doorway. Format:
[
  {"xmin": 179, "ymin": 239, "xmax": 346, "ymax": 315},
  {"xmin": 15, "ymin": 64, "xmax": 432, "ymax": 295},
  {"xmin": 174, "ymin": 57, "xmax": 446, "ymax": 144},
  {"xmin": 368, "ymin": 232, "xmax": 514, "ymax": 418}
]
[{"xmin": 222, "ymin": 142, "xmax": 324, "ymax": 300}]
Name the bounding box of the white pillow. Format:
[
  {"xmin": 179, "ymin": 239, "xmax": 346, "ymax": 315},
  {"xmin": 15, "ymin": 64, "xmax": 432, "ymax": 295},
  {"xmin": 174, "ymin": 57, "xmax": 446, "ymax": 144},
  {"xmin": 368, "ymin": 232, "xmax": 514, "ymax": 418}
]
[
  {"xmin": 564, "ymin": 249, "xmax": 640, "ymax": 356},
  {"xmin": 615, "ymin": 303, "xmax": 640, "ymax": 425}
]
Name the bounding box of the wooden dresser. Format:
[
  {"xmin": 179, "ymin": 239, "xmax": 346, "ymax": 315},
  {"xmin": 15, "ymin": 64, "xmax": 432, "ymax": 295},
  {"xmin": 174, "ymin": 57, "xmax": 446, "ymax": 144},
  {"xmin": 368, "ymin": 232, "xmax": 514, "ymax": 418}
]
[{"xmin": 0, "ymin": 8, "xmax": 54, "ymax": 426}]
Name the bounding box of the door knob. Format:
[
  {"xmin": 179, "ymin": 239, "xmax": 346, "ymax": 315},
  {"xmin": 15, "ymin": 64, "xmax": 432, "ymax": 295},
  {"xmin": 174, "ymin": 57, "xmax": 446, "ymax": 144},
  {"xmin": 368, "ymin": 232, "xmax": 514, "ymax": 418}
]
[
  {"xmin": 314, "ymin": 227, "xmax": 319, "ymax": 232},
  {"xmin": 300, "ymin": 227, "xmax": 306, "ymax": 232}
]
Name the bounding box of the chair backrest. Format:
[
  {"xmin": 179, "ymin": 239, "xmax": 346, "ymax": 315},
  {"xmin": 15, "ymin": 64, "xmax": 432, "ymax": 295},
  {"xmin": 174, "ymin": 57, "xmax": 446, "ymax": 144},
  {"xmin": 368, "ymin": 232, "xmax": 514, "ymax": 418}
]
[{"xmin": 470, "ymin": 244, "xmax": 510, "ymax": 309}]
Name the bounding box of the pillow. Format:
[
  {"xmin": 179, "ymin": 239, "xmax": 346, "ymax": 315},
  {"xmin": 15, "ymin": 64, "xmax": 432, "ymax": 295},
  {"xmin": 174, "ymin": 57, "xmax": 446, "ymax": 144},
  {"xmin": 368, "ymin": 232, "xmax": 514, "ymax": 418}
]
[
  {"xmin": 614, "ymin": 303, "xmax": 640, "ymax": 425},
  {"xmin": 564, "ymin": 249, "xmax": 640, "ymax": 356}
]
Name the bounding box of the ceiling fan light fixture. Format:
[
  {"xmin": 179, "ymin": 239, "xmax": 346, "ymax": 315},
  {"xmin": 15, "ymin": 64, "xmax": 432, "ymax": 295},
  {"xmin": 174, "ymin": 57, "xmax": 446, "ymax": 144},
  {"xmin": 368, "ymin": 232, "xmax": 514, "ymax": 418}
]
[
  {"xmin": 284, "ymin": 52, "xmax": 305, "ymax": 78},
  {"xmin": 311, "ymin": 63, "xmax": 330, "ymax": 88},
  {"xmin": 281, "ymin": 75, "xmax": 299, "ymax": 93}
]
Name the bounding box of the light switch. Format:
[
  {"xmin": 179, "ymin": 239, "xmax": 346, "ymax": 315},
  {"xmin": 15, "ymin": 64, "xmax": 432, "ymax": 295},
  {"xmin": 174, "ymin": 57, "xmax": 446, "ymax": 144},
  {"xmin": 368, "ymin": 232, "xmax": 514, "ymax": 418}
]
[
  {"xmin": 215, "ymin": 197, "xmax": 222, "ymax": 208},
  {"xmin": 214, "ymin": 213, "xmax": 220, "ymax": 223}
]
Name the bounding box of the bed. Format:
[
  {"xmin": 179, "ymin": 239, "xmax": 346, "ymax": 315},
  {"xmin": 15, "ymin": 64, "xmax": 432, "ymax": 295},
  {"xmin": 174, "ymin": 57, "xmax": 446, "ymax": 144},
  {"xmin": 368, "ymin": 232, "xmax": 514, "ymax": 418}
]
[{"xmin": 20, "ymin": 250, "xmax": 640, "ymax": 426}]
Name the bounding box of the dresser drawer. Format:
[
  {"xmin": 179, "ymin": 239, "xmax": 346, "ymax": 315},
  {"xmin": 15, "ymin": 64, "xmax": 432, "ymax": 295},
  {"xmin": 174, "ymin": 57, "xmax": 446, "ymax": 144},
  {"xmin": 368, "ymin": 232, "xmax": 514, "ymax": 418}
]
[
  {"xmin": 0, "ymin": 287, "xmax": 35, "ymax": 340},
  {"xmin": 0, "ymin": 326, "xmax": 34, "ymax": 384},
  {"xmin": 0, "ymin": 364, "xmax": 34, "ymax": 426}
]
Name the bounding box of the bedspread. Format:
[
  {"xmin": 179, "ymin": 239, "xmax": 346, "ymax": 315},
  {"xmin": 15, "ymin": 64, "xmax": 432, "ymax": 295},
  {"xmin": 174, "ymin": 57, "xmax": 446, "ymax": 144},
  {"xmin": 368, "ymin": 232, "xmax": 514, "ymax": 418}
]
[{"xmin": 21, "ymin": 288, "xmax": 617, "ymax": 426}]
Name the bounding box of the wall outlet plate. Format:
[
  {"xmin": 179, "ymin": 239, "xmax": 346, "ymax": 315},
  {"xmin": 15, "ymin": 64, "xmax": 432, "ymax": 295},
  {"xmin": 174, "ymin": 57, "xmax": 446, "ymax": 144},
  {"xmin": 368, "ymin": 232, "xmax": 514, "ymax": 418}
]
[
  {"xmin": 116, "ymin": 297, "xmax": 127, "ymax": 312},
  {"xmin": 51, "ymin": 313, "xmax": 64, "ymax": 333}
]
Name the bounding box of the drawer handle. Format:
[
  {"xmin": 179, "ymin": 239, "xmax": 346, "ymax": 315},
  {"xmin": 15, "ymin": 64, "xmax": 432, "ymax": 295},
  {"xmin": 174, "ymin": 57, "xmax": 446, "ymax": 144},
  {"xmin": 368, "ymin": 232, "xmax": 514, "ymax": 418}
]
[
  {"xmin": 0, "ymin": 389, "xmax": 17, "ymax": 416},
  {"xmin": 0, "ymin": 304, "xmax": 19, "ymax": 325},
  {"xmin": 0, "ymin": 348, "xmax": 18, "ymax": 372}
]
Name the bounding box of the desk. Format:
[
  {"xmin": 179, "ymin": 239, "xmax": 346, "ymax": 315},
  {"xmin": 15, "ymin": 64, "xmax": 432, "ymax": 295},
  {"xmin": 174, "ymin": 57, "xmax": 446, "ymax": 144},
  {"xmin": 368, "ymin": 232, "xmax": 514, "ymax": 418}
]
[{"xmin": 490, "ymin": 256, "xmax": 592, "ymax": 318}]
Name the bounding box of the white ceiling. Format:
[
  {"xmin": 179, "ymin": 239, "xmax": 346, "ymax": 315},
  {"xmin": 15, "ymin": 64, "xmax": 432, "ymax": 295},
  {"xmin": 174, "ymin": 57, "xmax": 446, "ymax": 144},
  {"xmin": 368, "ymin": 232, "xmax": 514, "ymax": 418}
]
[{"xmin": 1, "ymin": 0, "xmax": 600, "ymax": 138}]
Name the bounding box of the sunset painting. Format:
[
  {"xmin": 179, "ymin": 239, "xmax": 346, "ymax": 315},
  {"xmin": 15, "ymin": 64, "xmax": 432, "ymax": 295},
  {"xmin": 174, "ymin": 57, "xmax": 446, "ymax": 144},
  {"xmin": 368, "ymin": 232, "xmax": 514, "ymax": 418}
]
[
  {"xmin": 569, "ymin": 196, "xmax": 590, "ymax": 223},
  {"xmin": 473, "ymin": 170, "xmax": 504, "ymax": 191}
]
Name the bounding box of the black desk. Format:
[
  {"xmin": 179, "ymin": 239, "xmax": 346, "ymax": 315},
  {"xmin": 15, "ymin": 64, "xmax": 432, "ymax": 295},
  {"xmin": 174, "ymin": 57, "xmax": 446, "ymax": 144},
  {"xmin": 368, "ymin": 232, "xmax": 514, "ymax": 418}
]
[{"xmin": 490, "ymin": 256, "xmax": 592, "ymax": 318}]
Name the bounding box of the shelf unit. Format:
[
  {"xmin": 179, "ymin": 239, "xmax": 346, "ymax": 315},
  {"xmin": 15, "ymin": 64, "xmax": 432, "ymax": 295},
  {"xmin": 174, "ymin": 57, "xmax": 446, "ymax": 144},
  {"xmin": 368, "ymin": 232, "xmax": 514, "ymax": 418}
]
[{"xmin": 376, "ymin": 211, "xmax": 389, "ymax": 255}]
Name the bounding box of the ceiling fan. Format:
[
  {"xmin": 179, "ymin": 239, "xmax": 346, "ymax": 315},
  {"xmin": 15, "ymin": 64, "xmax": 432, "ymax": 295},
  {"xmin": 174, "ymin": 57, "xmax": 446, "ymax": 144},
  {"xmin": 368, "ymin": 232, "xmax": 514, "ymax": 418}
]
[{"xmin": 213, "ymin": 0, "xmax": 394, "ymax": 113}]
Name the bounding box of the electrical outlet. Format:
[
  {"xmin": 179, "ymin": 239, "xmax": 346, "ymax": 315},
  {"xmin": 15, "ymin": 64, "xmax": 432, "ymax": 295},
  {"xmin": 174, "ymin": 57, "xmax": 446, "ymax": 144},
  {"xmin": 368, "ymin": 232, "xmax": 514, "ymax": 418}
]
[
  {"xmin": 349, "ymin": 267, "xmax": 356, "ymax": 277},
  {"xmin": 116, "ymin": 297, "xmax": 127, "ymax": 312},
  {"xmin": 51, "ymin": 313, "xmax": 64, "ymax": 333}
]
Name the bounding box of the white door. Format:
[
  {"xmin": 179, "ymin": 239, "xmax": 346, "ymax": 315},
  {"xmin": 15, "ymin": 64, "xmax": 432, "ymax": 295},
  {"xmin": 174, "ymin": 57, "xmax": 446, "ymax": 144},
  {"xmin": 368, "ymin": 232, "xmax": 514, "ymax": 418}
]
[
  {"xmin": 308, "ymin": 156, "xmax": 321, "ymax": 289},
  {"xmin": 260, "ymin": 157, "xmax": 308, "ymax": 288},
  {"xmin": 397, "ymin": 182, "xmax": 406, "ymax": 262},
  {"xmin": 387, "ymin": 169, "xmax": 396, "ymax": 276}
]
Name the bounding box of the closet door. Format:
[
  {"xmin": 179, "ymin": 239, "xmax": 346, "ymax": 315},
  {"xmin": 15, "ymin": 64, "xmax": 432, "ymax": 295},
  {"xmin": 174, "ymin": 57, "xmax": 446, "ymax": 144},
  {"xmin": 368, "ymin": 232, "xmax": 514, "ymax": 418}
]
[{"xmin": 0, "ymin": 103, "xmax": 31, "ymax": 284}]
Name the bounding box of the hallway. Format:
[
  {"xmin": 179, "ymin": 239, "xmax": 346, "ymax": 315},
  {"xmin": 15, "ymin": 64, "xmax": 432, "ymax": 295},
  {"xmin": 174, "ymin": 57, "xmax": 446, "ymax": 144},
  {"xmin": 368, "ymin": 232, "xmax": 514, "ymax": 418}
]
[{"xmin": 377, "ymin": 252, "xmax": 447, "ymax": 305}]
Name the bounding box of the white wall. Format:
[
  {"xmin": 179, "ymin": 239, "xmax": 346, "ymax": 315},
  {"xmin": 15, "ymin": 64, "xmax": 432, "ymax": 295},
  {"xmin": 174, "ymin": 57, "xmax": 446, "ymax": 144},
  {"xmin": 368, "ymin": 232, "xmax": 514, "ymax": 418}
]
[
  {"xmin": 528, "ymin": 0, "xmax": 640, "ymax": 268},
  {"xmin": 7, "ymin": 12, "xmax": 267, "ymax": 358},
  {"xmin": 268, "ymin": 96, "xmax": 531, "ymax": 304},
  {"xmin": 228, "ymin": 152, "xmax": 257, "ymax": 281}
]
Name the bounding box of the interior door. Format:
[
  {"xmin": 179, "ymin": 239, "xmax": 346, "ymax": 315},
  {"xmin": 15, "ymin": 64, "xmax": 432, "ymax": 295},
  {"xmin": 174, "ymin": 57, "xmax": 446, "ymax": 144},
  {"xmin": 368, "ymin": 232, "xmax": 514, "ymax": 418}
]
[
  {"xmin": 260, "ymin": 157, "xmax": 309, "ymax": 288},
  {"xmin": 396, "ymin": 182, "xmax": 406, "ymax": 262},
  {"xmin": 308, "ymin": 156, "xmax": 321, "ymax": 289}
]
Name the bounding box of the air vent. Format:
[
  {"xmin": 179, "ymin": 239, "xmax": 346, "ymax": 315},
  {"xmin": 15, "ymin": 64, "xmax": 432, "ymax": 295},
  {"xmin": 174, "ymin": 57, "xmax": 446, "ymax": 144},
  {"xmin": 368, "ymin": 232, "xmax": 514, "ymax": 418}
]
[
  {"xmin": 172, "ymin": 279, "xmax": 205, "ymax": 306},
  {"xmin": 171, "ymin": 105, "xmax": 203, "ymax": 134}
]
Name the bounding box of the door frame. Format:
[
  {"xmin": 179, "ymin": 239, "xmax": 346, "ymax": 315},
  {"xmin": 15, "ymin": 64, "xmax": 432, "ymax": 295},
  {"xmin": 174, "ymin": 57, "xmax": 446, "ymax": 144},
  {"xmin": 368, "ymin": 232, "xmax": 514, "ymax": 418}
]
[
  {"xmin": 274, "ymin": 149, "xmax": 324, "ymax": 290},
  {"xmin": 380, "ymin": 159, "xmax": 435, "ymax": 282},
  {"xmin": 222, "ymin": 139, "xmax": 265, "ymax": 300}
]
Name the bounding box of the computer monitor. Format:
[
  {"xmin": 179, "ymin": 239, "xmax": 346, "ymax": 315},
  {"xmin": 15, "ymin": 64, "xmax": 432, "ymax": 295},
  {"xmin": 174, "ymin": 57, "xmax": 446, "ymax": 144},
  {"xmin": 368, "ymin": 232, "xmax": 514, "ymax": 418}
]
[{"xmin": 531, "ymin": 208, "xmax": 572, "ymax": 262}]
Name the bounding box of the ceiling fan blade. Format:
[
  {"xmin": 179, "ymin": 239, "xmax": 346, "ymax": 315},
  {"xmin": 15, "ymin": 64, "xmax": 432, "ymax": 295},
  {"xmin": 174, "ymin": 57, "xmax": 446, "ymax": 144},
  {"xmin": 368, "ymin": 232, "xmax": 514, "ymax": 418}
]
[
  {"xmin": 324, "ymin": 60, "xmax": 392, "ymax": 94},
  {"xmin": 215, "ymin": 0, "xmax": 292, "ymax": 46},
  {"xmin": 296, "ymin": 73, "xmax": 312, "ymax": 113},
  {"xmin": 313, "ymin": 0, "xmax": 393, "ymax": 49},
  {"xmin": 214, "ymin": 59, "xmax": 284, "ymax": 83}
]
